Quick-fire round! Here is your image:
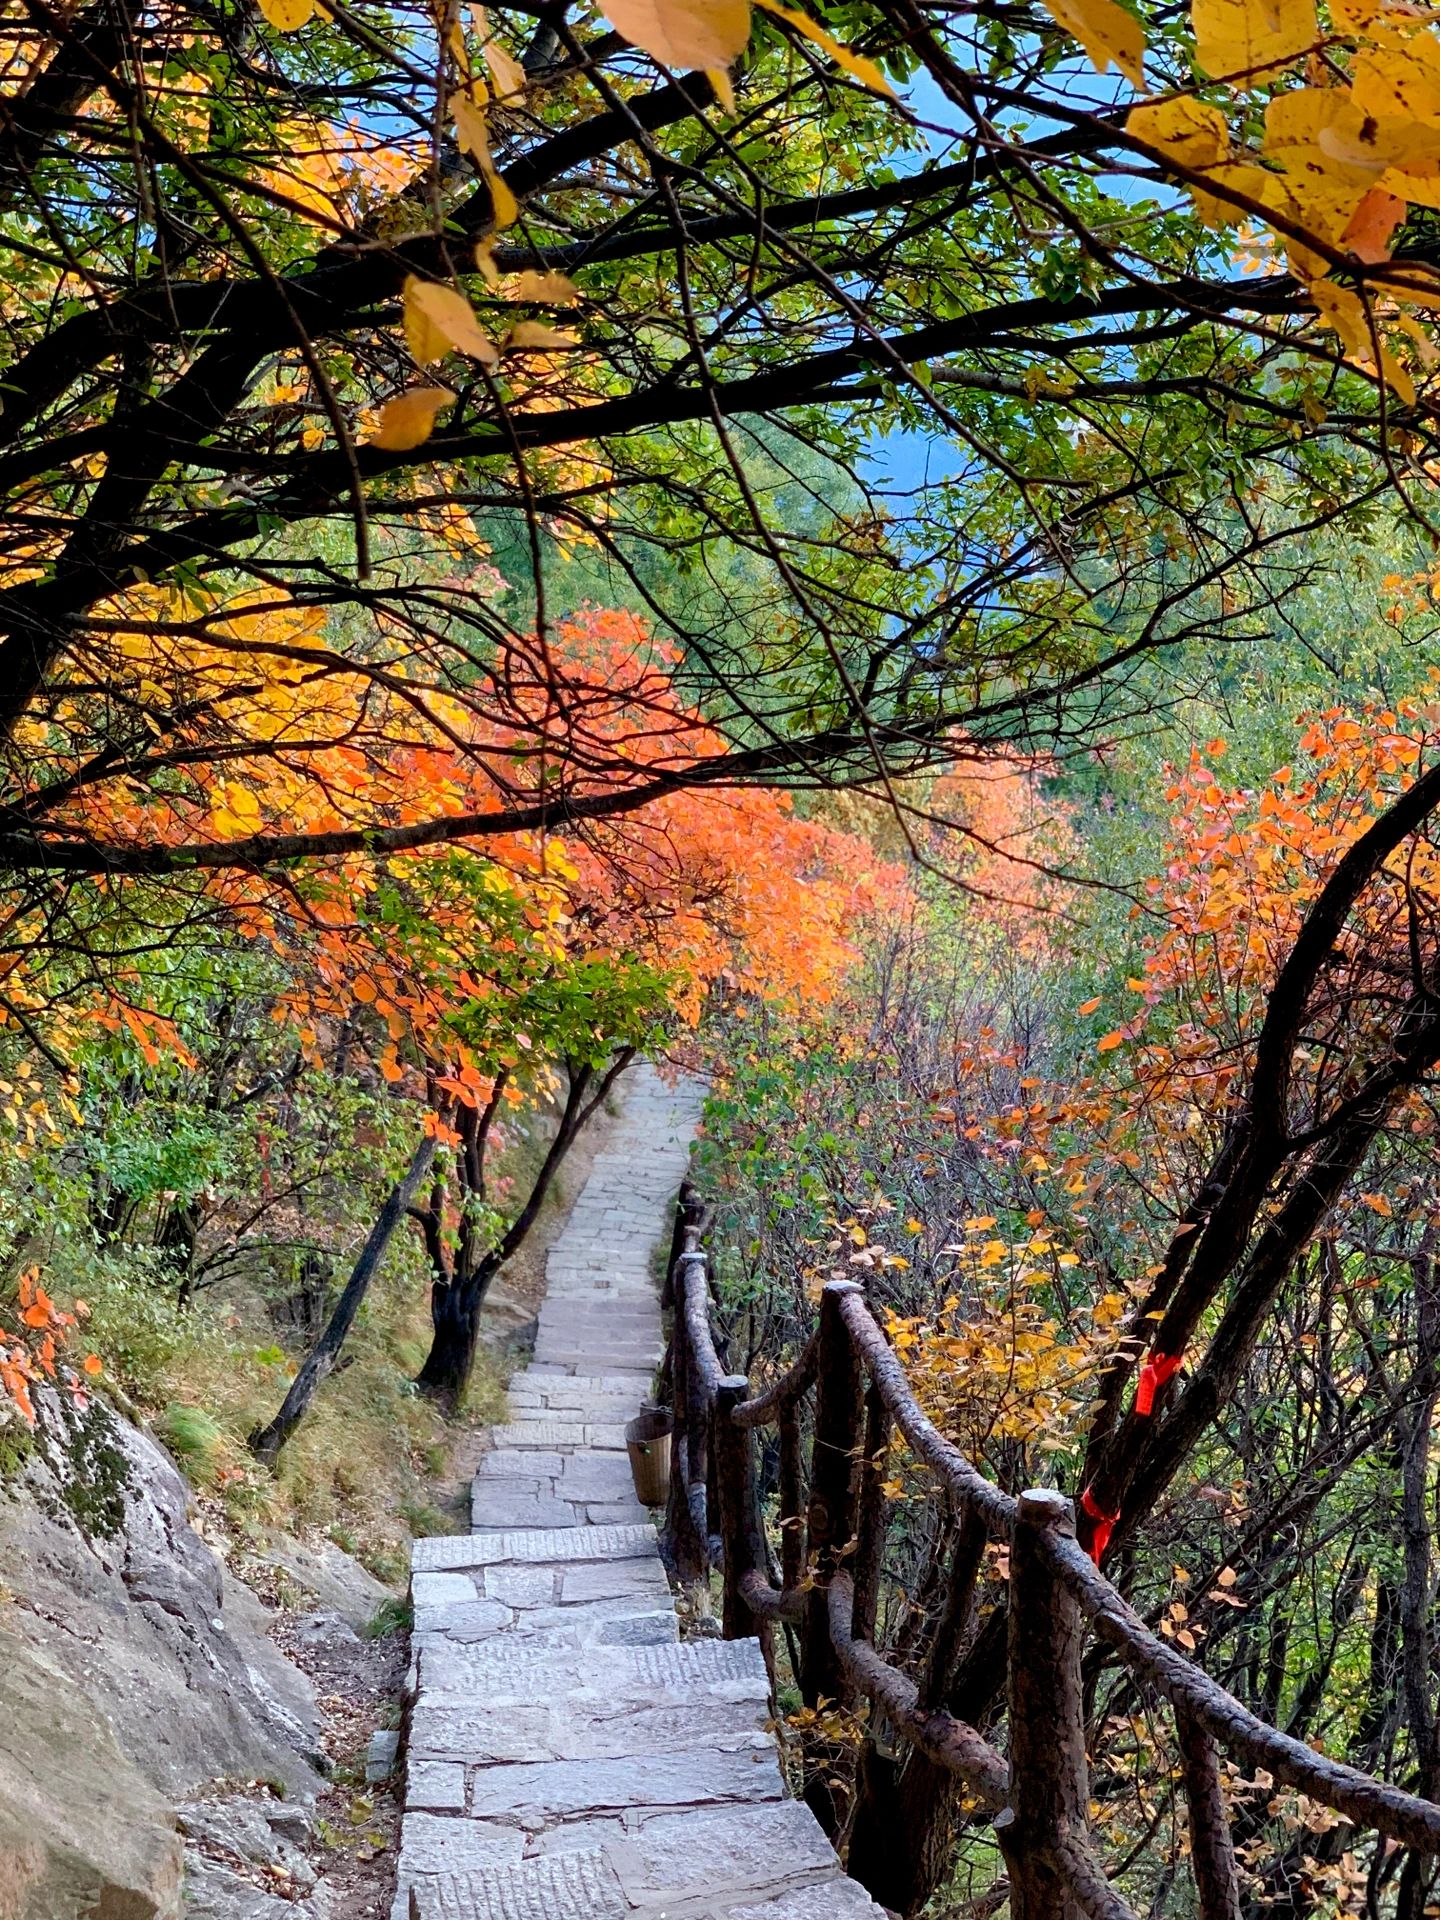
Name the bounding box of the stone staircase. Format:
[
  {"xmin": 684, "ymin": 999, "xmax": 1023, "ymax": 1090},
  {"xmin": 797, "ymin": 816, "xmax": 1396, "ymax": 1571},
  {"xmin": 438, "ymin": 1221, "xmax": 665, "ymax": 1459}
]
[{"xmin": 393, "ymin": 1062, "xmax": 884, "ymax": 1920}]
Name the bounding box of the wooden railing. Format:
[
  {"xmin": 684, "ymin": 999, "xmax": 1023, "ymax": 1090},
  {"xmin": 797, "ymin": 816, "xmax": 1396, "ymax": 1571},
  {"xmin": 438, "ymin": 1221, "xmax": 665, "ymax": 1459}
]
[{"xmin": 659, "ymin": 1182, "xmax": 1440, "ymax": 1920}]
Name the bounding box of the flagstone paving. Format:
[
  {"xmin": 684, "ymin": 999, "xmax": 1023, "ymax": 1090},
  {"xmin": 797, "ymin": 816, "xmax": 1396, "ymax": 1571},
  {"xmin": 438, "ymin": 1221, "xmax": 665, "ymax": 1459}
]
[{"xmin": 394, "ymin": 1062, "xmax": 885, "ymax": 1920}]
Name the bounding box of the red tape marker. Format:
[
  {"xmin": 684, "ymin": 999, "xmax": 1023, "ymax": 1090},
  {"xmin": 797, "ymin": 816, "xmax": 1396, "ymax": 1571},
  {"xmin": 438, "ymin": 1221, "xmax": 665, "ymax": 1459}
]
[
  {"xmin": 1134, "ymin": 1350, "xmax": 1184, "ymax": 1416},
  {"xmin": 1081, "ymin": 1485, "xmax": 1120, "ymax": 1563}
]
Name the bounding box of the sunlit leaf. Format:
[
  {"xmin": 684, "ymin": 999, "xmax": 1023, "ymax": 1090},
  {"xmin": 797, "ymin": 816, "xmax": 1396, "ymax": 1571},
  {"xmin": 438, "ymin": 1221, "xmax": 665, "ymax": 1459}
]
[
  {"xmin": 504, "ymin": 321, "xmax": 579, "ymax": 350},
  {"xmin": 1126, "ymin": 95, "xmax": 1228, "ymax": 168},
  {"xmin": 1191, "ymin": 0, "xmax": 1316, "ymax": 84},
  {"xmin": 258, "ymin": 0, "xmax": 315, "ymax": 29},
  {"xmin": 509, "ymin": 270, "xmax": 580, "ymax": 305},
  {"xmin": 601, "ymin": 0, "xmax": 751, "ymax": 72},
  {"xmin": 369, "ymin": 387, "xmax": 455, "ymax": 451},
  {"xmin": 706, "ymin": 65, "xmax": 737, "ymax": 111},
  {"xmin": 1039, "ymin": 0, "xmax": 1145, "ymax": 89},
  {"xmin": 403, "ymin": 278, "xmax": 499, "ymax": 367}
]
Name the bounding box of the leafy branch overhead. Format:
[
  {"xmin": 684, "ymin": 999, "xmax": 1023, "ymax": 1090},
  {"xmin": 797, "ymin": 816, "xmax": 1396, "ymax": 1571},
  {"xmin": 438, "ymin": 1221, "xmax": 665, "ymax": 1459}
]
[{"xmin": 9, "ymin": 0, "xmax": 1440, "ymax": 898}]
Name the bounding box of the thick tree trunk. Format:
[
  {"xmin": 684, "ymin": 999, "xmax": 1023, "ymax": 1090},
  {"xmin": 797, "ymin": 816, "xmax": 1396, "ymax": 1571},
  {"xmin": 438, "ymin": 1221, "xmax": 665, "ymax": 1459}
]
[
  {"xmin": 248, "ymin": 1135, "xmax": 436, "ymax": 1466},
  {"xmin": 415, "ymin": 1255, "xmax": 495, "ymax": 1401},
  {"xmin": 414, "ymin": 1049, "xmax": 635, "ymax": 1406}
]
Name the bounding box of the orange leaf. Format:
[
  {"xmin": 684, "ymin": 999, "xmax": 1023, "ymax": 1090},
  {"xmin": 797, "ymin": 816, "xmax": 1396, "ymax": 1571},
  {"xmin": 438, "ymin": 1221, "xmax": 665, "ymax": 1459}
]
[
  {"xmin": 1096, "ymin": 1030, "xmax": 1126, "ymax": 1053},
  {"xmin": 1343, "ymin": 188, "xmax": 1406, "ymax": 265}
]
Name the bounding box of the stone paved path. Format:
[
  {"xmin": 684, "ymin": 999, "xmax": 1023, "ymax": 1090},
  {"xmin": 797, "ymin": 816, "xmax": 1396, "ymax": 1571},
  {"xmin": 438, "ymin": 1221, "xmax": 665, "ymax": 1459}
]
[{"xmin": 394, "ymin": 1062, "xmax": 885, "ymax": 1920}]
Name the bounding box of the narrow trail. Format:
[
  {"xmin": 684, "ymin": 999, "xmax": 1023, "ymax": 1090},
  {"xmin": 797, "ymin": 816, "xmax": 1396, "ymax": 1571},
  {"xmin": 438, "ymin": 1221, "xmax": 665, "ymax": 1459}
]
[{"xmin": 393, "ymin": 1061, "xmax": 884, "ymax": 1920}]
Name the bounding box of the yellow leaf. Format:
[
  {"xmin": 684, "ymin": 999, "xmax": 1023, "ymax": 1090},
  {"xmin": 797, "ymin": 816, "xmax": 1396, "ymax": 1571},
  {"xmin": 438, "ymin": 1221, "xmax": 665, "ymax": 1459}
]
[
  {"xmin": 601, "ymin": 0, "xmax": 751, "ymax": 71},
  {"xmin": 1381, "ymin": 159, "xmax": 1440, "ymax": 209},
  {"xmin": 405, "ymin": 285, "xmax": 451, "ymax": 366},
  {"xmin": 450, "ymin": 91, "xmax": 520, "ymax": 229},
  {"xmin": 509, "ymin": 269, "xmax": 580, "ymax": 305},
  {"xmin": 258, "ymin": 0, "xmax": 314, "ymax": 28},
  {"xmin": 1264, "ymin": 86, "xmax": 1379, "ymax": 187},
  {"xmin": 482, "ymin": 36, "xmax": 527, "ymax": 100},
  {"xmin": 1388, "ymin": 267, "xmax": 1440, "ymax": 309},
  {"xmin": 706, "ymin": 65, "xmax": 737, "ymax": 111},
  {"xmin": 403, "ymin": 278, "xmax": 499, "ymax": 367},
  {"xmin": 369, "ymin": 386, "xmax": 455, "ymax": 451},
  {"xmin": 1353, "ymin": 42, "xmax": 1440, "ymax": 132},
  {"xmin": 504, "ymin": 320, "xmax": 578, "ymax": 349},
  {"xmin": 1330, "ymin": 0, "xmax": 1380, "ymax": 24},
  {"xmin": 451, "ymin": 88, "xmax": 492, "ymax": 159},
  {"xmin": 1127, "ymin": 95, "xmax": 1229, "ymax": 168},
  {"xmin": 1187, "ymin": 160, "xmax": 1286, "ymax": 228},
  {"xmin": 1192, "ymin": 0, "xmax": 1316, "ymax": 84},
  {"xmin": 1040, "ymin": 0, "xmax": 1144, "ymax": 88},
  {"xmin": 1308, "ymin": 276, "xmax": 1372, "ymax": 358},
  {"xmin": 483, "ymin": 156, "xmax": 519, "ymax": 231},
  {"xmin": 474, "ymin": 238, "xmax": 502, "ymax": 286},
  {"xmin": 753, "ymin": 0, "xmax": 894, "ymax": 96}
]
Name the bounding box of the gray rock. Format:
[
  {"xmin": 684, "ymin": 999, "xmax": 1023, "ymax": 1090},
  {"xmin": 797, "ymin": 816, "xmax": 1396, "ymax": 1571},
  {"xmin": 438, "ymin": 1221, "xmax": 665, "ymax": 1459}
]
[
  {"xmin": 182, "ymin": 1853, "xmax": 332, "ymax": 1920},
  {"xmin": 483, "ymin": 1565, "xmax": 557, "ymax": 1609},
  {"xmin": 176, "ymin": 1797, "xmax": 316, "ymax": 1888},
  {"xmin": 248, "ymin": 1530, "xmax": 393, "ymax": 1629},
  {"xmin": 0, "ymin": 1393, "xmax": 325, "ymax": 1920},
  {"xmin": 0, "ymin": 1619, "xmax": 184, "ymax": 1920},
  {"xmin": 292, "ymin": 1609, "xmax": 361, "ymax": 1649},
  {"xmin": 470, "ymin": 1489, "xmax": 582, "ymax": 1530},
  {"xmin": 367, "ymin": 1728, "xmax": 402, "ymax": 1783}
]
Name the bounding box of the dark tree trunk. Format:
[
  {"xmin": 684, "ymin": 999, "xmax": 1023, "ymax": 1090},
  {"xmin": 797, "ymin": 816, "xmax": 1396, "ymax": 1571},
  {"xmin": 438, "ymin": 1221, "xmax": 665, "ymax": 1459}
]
[
  {"xmin": 248, "ymin": 1135, "xmax": 437, "ymax": 1466},
  {"xmin": 414, "ymin": 1049, "xmax": 635, "ymax": 1406}
]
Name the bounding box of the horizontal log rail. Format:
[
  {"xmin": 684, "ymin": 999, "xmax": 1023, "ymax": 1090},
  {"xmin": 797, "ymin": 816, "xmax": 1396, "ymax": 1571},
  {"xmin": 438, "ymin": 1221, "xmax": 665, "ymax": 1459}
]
[{"xmin": 659, "ymin": 1182, "xmax": 1440, "ymax": 1920}]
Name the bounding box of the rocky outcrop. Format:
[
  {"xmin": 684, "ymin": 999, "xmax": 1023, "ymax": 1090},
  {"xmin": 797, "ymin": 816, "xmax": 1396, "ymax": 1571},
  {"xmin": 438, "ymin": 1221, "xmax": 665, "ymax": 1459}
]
[{"xmin": 0, "ymin": 1392, "xmax": 330, "ymax": 1919}]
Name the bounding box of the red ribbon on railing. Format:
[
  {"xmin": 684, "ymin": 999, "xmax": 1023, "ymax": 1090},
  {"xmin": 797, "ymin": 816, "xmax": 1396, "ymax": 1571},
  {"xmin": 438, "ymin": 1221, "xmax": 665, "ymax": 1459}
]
[
  {"xmin": 1081, "ymin": 1485, "xmax": 1120, "ymax": 1564},
  {"xmin": 1133, "ymin": 1350, "xmax": 1184, "ymax": 1417}
]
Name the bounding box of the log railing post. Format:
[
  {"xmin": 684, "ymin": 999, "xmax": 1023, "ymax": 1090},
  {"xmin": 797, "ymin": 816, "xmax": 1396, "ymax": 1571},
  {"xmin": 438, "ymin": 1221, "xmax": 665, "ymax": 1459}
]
[
  {"xmin": 997, "ymin": 1489, "xmax": 1090, "ymax": 1920},
  {"xmin": 664, "ymin": 1233, "xmax": 708, "ymax": 1584},
  {"xmin": 662, "ymin": 1181, "xmax": 698, "ymax": 1313},
  {"xmin": 1177, "ymin": 1708, "xmax": 1243, "ymax": 1920},
  {"xmin": 714, "ymin": 1374, "xmax": 764, "ymax": 1641},
  {"xmin": 778, "ymin": 1396, "xmax": 806, "ymax": 1594},
  {"xmin": 679, "ymin": 1248, "xmax": 714, "ymax": 1556},
  {"xmin": 850, "ymin": 1380, "xmax": 891, "ymax": 1644},
  {"xmin": 800, "ymin": 1280, "xmax": 865, "ymax": 1711}
]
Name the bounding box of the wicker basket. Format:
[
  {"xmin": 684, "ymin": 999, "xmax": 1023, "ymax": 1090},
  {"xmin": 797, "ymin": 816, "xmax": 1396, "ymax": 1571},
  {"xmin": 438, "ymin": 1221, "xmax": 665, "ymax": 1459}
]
[{"xmin": 625, "ymin": 1406, "xmax": 672, "ymax": 1506}]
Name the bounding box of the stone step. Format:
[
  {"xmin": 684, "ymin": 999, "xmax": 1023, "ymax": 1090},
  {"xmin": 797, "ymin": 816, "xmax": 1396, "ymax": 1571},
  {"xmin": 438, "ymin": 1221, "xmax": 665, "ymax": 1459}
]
[
  {"xmin": 410, "ymin": 1684, "xmax": 767, "ymax": 1769},
  {"xmin": 412, "ymin": 1525, "xmax": 658, "ymax": 1570},
  {"xmin": 419, "ymin": 1630, "xmax": 769, "ymax": 1707},
  {"xmin": 397, "ymin": 1803, "xmax": 883, "ymax": 1920}
]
